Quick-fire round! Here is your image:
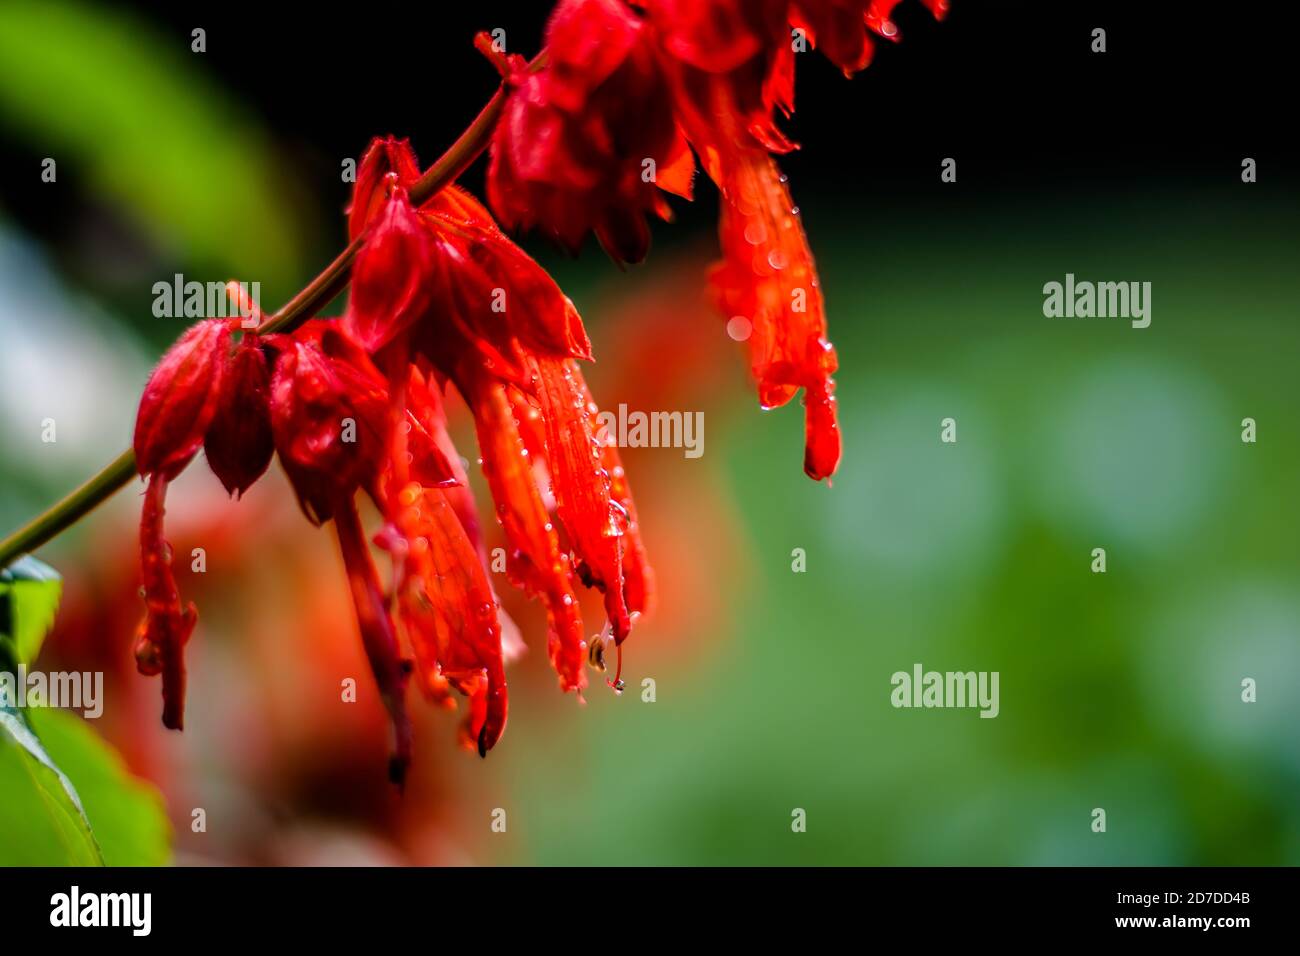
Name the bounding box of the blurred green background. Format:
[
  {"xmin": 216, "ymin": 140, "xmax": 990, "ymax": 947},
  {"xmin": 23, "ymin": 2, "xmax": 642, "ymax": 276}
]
[{"xmin": 0, "ymin": 0, "xmax": 1296, "ymax": 865}]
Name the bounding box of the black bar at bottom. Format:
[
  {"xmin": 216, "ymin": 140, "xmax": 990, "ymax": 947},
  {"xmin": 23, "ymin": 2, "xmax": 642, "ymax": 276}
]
[{"xmin": 0, "ymin": 866, "xmax": 1284, "ymax": 942}]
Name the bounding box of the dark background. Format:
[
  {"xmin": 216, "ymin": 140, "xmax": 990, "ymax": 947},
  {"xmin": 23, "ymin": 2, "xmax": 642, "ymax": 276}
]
[{"xmin": 3, "ymin": 0, "xmax": 1296, "ymax": 256}]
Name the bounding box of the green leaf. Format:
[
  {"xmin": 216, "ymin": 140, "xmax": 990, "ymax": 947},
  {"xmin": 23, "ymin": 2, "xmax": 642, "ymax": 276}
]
[
  {"xmin": 0, "ymin": 707, "xmax": 103, "ymax": 865},
  {"xmin": 0, "ymin": 556, "xmax": 171, "ymax": 866},
  {"xmin": 0, "ymin": 555, "xmax": 63, "ymax": 665},
  {"xmin": 28, "ymin": 708, "xmax": 172, "ymax": 866}
]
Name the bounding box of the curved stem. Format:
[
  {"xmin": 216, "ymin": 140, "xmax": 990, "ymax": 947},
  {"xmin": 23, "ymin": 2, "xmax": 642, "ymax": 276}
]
[{"xmin": 0, "ymin": 73, "xmax": 514, "ymax": 570}]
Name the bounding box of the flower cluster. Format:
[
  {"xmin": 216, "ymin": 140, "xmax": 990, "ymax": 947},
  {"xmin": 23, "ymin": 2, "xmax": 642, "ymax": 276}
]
[{"xmin": 130, "ymin": 0, "xmax": 942, "ymax": 777}]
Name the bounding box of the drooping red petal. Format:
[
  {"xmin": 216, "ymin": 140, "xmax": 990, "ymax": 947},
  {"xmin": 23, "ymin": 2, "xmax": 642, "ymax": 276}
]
[
  {"xmin": 134, "ymin": 319, "xmax": 230, "ymax": 480},
  {"xmin": 384, "ymin": 484, "xmax": 509, "ymax": 755},
  {"xmin": 204, "ymin": 335, "xmax": 274, "ymax": 497},
  {"xmin": 404, "ymin": 368, "xmax": 529, "ymax": 667},
  {"xmin": 333, "ymin": 495, "xmax": 413, "ymax": 786},
  {"xmin": 530, "ymin": 356, "xmax": 631, "ymax": 642},
  {"xmin": 583, "ymin": 381, "xmax": 654, "ymax": 617},
  {"xmin": 710, "ymin": 149, "xmax": 841, "ymax": 480},
  {"xmin": 134, "ymin": 474, "xmax": 196, "ymax": 730},
  {"xmin": 470, "ymin": 376, "xmax": 587, "ymax": 693}
]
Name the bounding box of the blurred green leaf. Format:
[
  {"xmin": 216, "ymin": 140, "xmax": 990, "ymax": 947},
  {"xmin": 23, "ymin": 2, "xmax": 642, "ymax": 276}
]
[
  {"xmin": 0, "ymin": 0, "xmax": 303, "ymax": 280},
  {"xmin": 0, "ymin": 555, "xmax": 171, "ymax": 866},
  {"xmin": 0, "ymin": 708, "xmax": 103, "ymax": 865},
  {"xmin": 0, "ymin": 555, "xmax": 62, "ymax": 665},
  {"xmin": 29, "ymin": 708, "xmax": 172, "ymax": 867}
]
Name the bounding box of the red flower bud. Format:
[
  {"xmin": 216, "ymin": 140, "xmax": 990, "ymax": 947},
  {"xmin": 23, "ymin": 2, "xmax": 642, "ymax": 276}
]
[
  {"xmin": 348, "ymin": 135, "xmax": 423, "ymax": 240},
  {"xmin": 268, "ymin": 330, "xmax": 391, "ymax": 524},
  {"xmin": 134, "ymin": 319, "xmax": 230, "ymax": 479},
  {"xmin": 347, "ymin": 185, "xmax": 437, "ymax": 353},
  {"xmin": 204, "ymin": 335, "xmax": 274, "ymax": 497}
]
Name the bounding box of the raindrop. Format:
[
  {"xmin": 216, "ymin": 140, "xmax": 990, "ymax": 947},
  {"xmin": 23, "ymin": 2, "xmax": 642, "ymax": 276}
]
[{"xmin": 727, "ymin": 316, "xmax": 753, "ymax": 341}]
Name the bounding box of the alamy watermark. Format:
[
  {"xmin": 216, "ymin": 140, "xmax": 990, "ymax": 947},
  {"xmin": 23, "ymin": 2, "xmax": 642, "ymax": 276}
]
[
  {"xmin": 1042, "ymin": 273, "xmax": 1151, "ymax": 328},
  {"xmin": 152, "ymin": 274, "xmax": 260, "ymax": 325},
  {"xmin": 595, "ymin": 404, "xmax": 704, "ymax": 459},
  {"xmin": 0, "ymin": 665, "xmax": 103, "ymax": 718},
  {"xmin": 890, "ymin": 663, "xmax": 999, "ymax": 718},
  {"xmin": 50, "ymin": 886, "xmax": 150, "ymax": 936}
]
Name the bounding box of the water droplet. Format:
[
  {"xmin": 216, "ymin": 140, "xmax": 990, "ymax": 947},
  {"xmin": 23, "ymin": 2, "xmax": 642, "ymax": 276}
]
[{"xmin": 727, "ymin": 316, "xmax": 753, "ymax": 341}]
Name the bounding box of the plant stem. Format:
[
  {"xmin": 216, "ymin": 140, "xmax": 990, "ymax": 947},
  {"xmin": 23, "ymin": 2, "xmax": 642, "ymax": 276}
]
[{"xmin": 0, "ymin": 77, "xmax": 513, "ymax": 570}]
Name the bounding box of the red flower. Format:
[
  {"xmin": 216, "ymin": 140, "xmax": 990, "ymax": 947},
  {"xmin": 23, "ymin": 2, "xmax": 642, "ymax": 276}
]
[
  {"xmin": 486, "ymin": 0, "xmax": 695, "ymax": 264},
  {"xmin": 349, "ymin": 135, "xmax": 651, "ymax": 695},
  {"xmin": 131, "ymin": 318, "xmax": 232, "ymax": 728},
  {"xmin": 645, "ymin": 5, "xmax": 843, "ymax": 479},
  {"xmin": 120, "ymin": 0, "xmax": 947, "ymax": 767},
  {"xmin": 348, "ymin": 139, "xmax": 591, "ymax": 372}
]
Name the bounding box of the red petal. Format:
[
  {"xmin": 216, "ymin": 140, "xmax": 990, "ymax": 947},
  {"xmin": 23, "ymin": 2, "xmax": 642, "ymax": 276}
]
[
  {"xmin": 334, "ymin": 495, "xmax": 413, "ymax": 785},
  {"xmin": 423, "ymin": 190, "xmax": 594, "ymax": 362},
  {"xmin": 711, "ymin": 150, "xmax": 842, "ymax": 480},
  {"xmin": 386, "ymin": 485, "xmax": 509, "ymax": 755},
  {"xmin": 470, "ymin": 376, "xmax": 587, "ymax": 693},
  {"xmin": 134, "ymin": 474, "xmax": 196, "ymax": 730},
  {"xmin": 530, "ymin": 356, "xmax": 631, "ymax": 641},
  {"xmin": 347, "ymin": 188, "xmax": 437, "ymax": 353}
]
